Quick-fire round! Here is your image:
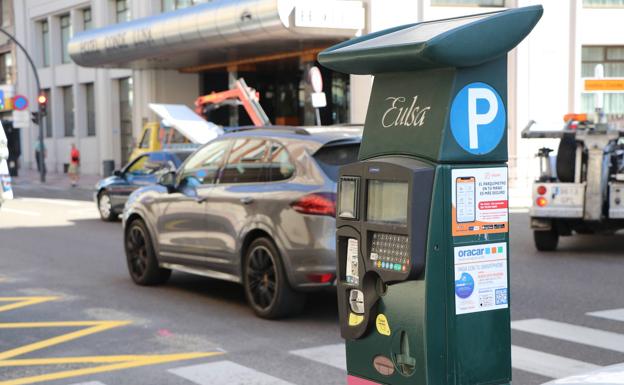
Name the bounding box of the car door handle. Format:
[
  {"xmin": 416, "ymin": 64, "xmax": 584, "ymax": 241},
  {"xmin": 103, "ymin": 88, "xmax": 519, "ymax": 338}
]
[
  {"xmin": 196, "ymin": 196, "xmax": 209, "ymax": 204},
  {"xmin": 240, "ymin": 197, "xmax": 254, "ymax": 205}
]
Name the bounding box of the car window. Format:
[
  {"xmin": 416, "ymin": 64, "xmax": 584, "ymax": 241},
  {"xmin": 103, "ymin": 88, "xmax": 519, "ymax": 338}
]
[
  {"xmin": 220, "ymin": 138, "xmax": 268, "ymax": 184},
  {"xmin": 139, "ymin": 128, "xmax": 151, "ymax": 149},
  {"xmin": 267, "ymin": 141, "xmax": 295, "ymax": 181},
  {"xmin": 126, "ymin": 155, "xmax": 149, "ymax": 175},
  {"xmin": 179, "ymin": 140, "xmax": 230, "ymax": 186},
  {"xmin": 144, "ymin": 152, "xmax": 173, "ymax": 173},
  {"xmin": 313, "ymin": 143, "xmax": 360, "ymax": 181}
]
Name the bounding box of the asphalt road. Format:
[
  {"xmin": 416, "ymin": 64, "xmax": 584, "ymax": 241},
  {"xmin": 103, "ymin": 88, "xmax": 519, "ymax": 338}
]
[{"xmin": 0, "ymin": 186, "xmax": 622, "ymax": 385}]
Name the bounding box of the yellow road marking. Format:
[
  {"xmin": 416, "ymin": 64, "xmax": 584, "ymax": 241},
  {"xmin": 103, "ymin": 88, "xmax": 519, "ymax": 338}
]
[
  {"xmin": 0, "ymin": 352, "xmax": 223, "ymax": 385},
  {"xmin": 0, "ymin": 297, "xmax": 58, "ymax": 313},
  {"xmin": 0, "ymin": 295, "xmax": 224, "ymax": 384},
  {"xmin": 0, "ymin": 321, "xmax": 131, "ymax": 361}
]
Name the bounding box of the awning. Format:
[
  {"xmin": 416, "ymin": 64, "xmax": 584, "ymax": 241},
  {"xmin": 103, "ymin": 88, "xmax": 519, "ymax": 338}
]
[{"xmin": 68, "ymin": 0, "xmax": 365, "ymax": 70}]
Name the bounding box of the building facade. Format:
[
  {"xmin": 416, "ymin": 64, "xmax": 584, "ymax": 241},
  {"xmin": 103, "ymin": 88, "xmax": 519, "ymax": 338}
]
[{"xmin": 12, "ymin": 0, "xmax": 624, "ymax": 201}]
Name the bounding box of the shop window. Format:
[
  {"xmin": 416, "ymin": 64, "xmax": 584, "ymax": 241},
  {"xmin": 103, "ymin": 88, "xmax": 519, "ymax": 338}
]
[
  {"xmin": 62, "ymin": 86, "xmax": 74, "ymax": 137},
  {"xmin": 162, "ymin": 0, "xmax": 203, "ymax": 12},
  {"xmin": 583, "ymin": 0, "xmax": 624, "ymax": 6},
  {"xmin": 41, "ymin": 20, "xmax": 50, "ymax": 67},
  {"xmin": 0, "ymin": 52, "xmax": 13, "ymax": 84},
  {"xmin": 581, "ymin": 46, "xmax": 624, "ymax": 127},
  {"xmin": 431, "ymin": 0, "xmax": 505, "ymax": 6},
  {"xmin": 83, "ymin": 8, "xmax": 93, "ymax": 30},
  {"xmin": 60, "ymin": 14, "xmax": 71, "ymax": 64},
  {"xmin": 43, "ymin": 89, "xmax": 52, "ymax": 137},
  {"xmin": 116, "ymin": 0, "xmax": 130, "ymax": 23},
  {"xmin": 85, "ymin": 83, "xmax": 96, "ymax": 137}
]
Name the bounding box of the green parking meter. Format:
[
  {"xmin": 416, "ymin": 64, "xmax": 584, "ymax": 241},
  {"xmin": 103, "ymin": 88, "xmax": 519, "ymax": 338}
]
[{"xmin": 319, "ymin": 6, "xmax": 542, "ymax": 385}]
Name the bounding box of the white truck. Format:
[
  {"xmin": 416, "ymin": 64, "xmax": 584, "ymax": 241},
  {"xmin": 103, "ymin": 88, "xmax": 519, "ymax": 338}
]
[
  {"xmin": 0, "ymin": 121, "xmax": 13, "ymax": 209},
  {"xmin": 523, "ymin": 113, "xmax": 624, "ymax": 251}
]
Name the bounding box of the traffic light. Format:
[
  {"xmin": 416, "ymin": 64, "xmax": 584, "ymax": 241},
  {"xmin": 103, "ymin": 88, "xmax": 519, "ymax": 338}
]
[
  {"xmin": 31, "ymin": 111, "xmax": 40, "ymax": 125},
  {"xmin": 37, "ymin": 93, "xmax": 47, "ymax": 116}
]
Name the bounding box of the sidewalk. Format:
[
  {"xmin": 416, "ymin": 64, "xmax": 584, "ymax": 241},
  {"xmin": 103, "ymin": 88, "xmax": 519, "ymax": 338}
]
[{"xmin": 11, "ymin": 168, "xmax": 101, "ymax": 192}]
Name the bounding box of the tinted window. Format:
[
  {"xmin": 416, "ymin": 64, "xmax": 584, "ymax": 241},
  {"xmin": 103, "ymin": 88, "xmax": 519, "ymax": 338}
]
[
  {"xmin": 313, "ymin": 143, "xmax": 360, "ymax": 181},
  {"xmin": 127, "ymin": 155, "xmax": 149, "ymax": 175},
  {"xmin": 267, "ymin": 142, "xmax": 295, "ymax": 181},
  {"xmin": 220, "ymin": 139, "xmax": 268, "ymax": 184},
  {"xmin": 180, "ymin": 140, "xmax": 230, "ymax": 185},
  {"xmin": 145, "ymin": 152, "xmax": 173, "ymax": 173},
  {"xmin": 173, "ymin": 151, "xmax": 193, "ymax": 164}
]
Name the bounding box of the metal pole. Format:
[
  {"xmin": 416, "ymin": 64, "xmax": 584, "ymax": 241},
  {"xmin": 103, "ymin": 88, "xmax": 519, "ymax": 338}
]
[{"xmin": 0, "ymin": 27, "xmax": 46, "ymax": 182}]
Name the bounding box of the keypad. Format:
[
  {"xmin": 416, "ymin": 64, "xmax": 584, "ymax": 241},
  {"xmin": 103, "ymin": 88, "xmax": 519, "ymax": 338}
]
[{"xmin": 370, "ymin": 232, "xmax": 409, "ymax": 272}]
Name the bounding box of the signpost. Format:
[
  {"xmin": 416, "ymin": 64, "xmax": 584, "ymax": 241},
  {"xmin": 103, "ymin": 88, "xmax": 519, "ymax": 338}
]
[
  {"xmin": 320, "ymin": 6, "xmax": 543, "ymax": 385},
  {"xmin": 13, "ymin": 95, "xmax": 29, "ymax": 111}
]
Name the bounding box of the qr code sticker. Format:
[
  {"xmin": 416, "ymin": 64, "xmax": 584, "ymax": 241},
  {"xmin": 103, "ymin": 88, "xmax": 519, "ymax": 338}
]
[{"xmin": 495, "ymin": 288, "xmax": 508, "ymax": 305}]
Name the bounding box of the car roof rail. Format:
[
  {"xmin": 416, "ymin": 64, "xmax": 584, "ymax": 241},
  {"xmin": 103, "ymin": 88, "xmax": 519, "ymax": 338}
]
[{"xmin": 224, "ymin": 125, "xmax": 310, "ymax": 136}]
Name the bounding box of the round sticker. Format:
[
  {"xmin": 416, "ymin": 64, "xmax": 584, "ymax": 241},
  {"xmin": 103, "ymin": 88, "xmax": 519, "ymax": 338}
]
[
  {"xmin": 455, "ymin": 272, "xmax": 475, "ymax": 299},
  {"xmin": 450, "ymin": 82, "xmax": 506, "ymax": 155}
]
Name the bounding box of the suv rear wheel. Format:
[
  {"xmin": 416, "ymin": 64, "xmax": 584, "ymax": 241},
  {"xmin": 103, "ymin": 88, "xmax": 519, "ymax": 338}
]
[
  {"xmin": 243, "ymin": 238, "xmax": 305, "ymax": 319},
  {"xmin": 125, "ymin": 219, "xmax": 171, "ymax": 285}
]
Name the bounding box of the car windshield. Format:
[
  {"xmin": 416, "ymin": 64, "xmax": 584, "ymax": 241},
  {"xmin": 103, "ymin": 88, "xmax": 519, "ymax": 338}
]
[
  {"xmin": 313, "ymin": 142, "xmax": 360, "ymax": 181},
  {"xmin": 175, "ymin": 151, "xmax": 194, "ymax": 163}
]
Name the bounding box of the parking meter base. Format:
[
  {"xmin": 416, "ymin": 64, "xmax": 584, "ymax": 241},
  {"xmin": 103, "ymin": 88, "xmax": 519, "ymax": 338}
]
[{"xmin": 322, "ymin": 5, "xmax": 542, "ymax": 385}]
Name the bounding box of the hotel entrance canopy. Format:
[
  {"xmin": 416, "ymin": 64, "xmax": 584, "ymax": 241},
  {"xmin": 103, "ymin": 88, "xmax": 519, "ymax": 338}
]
[{"xmin": 68, "ymin": 0, "xmax": 365, "ymax": 71}]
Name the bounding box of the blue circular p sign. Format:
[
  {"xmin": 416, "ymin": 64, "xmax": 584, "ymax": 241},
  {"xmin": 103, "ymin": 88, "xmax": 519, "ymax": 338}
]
[{"xmin": 450, "ymin": 82, "xmax": 505, "ymax": 155}]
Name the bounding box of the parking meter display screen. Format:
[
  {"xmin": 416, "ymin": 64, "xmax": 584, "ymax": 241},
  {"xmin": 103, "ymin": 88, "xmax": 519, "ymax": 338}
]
[
  {"xmin": 339, "ymin": 177, "xmax": 358, "ymax": 219},
  {"xmin": 367, "ymin": 181, "xmax": 408, "ymax": 224}
]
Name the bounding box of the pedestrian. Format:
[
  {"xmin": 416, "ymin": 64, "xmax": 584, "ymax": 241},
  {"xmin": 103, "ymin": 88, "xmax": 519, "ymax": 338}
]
[
  {"xmin": 68, "ymin": 143, "xmax": 80, "ymax": 187},
  {"xmin": 34, "ymin": 139, "xmax": 46, "ymax": 173}
]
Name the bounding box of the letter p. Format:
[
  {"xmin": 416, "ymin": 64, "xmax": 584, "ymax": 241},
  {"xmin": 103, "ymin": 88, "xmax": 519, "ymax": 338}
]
[{"xmin": 468, "ymin": 88, "xmax": 498, "ymax": 149}]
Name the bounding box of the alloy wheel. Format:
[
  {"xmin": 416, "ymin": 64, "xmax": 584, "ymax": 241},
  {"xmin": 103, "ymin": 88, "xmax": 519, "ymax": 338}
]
[
  {"xmin": 126, "ymin": 225, "xmax": 148, "ymax": 279},
  {"xmin": 246, "ymin": 245, "xmax": 278, "ymax": 311},
  {"xmin": 98, "ymin": 194, "xmax": 112, "ymax": 219}
]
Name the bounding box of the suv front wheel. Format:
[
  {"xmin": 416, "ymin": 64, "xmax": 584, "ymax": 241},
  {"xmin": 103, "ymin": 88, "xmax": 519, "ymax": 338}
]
[{"xmin": 243, "ymin": 238, "xmax": 305, "ymax": 319}]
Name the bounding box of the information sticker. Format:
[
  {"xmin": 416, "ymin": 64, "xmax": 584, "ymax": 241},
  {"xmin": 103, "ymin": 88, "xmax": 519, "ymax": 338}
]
[
  {"xmin": 454, "ymin": 242, "xmax": 508, "ymax": 315},
  {"xmin": 451, "ymin": 167, "xmax": 508, "ymax": 236},
  {"xmin": 346, "ymin": 238, "xmax": 359, "ymax": 285}
]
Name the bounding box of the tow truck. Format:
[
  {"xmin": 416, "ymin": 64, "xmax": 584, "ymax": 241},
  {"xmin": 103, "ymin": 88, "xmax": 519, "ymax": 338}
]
[
  {"xmin": 523, "ymin": 113, "xmax": 624, "ymax": 251},
  {"xmin": 130, "ymin": 78, "xmax": 269, "ymax": 161},
  {"xmin": 0, "ymin": 121, "xmax": 13, "ymax": 208}
]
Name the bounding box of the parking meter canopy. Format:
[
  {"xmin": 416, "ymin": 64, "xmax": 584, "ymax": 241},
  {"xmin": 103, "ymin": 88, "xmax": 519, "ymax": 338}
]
[{"xmin": 318, "ymin": 6, "xmax": 543, "ymax": 163}]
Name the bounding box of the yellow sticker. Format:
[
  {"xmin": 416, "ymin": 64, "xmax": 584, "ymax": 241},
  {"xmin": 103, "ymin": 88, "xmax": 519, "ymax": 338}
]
[
  {"xmin": 376, "ymin": 314, "xmax": 391, "ymax": 336},
  {"xmin": 349, "ymin": 312, "xmax": 364, "ymax": 326}
]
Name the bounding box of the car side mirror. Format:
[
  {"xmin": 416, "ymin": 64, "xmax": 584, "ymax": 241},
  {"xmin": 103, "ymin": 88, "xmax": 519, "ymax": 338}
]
[
  {"xmin": 158, "ymin": 170, "xmax": 177, "ymax": 192},
  {"xmin": 113, "ymin": 170, "xmax": 123, "ymax": 177}
]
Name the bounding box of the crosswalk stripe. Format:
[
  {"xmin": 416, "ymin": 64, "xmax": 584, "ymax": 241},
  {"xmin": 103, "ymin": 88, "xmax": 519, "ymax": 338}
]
[
  {"xmin": 587, "ymin": 308, "xmax": 624, "ymax": 323},
  {"xmin": 168, "ymin": 360, "xmax": 296, "ymax": 385},
  {"xmin": 511, "ymin": 345, "xmax": 601, "ymax": 379},
  {"xmin": 1, "ymin": 208, "xmax": 41, "ymax": 216},
  {"xmin": 512, "ymin": 319, "xmax": 624, "ymax": 353},
  {"xmin": 290, "ymin": 343, "xmax": 346, "ymax": 371}
]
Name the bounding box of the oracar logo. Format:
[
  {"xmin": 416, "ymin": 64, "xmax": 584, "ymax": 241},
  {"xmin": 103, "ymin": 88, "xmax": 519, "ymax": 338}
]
[{"xmin": 457, "ymin": 245, "xmax": 504, "ymax": 259}]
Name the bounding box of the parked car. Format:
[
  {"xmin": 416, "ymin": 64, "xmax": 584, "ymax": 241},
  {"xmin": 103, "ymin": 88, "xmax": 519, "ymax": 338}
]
[
  {"xmin": 95, "ymin": 149, "xmax": 194, "ymax": 221},
  {"xmin": 122, "ymin": 126, "xmax": 362, "ymax": 318}
]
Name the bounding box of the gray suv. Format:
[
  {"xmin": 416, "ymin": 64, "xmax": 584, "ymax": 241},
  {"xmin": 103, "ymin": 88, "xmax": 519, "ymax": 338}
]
[{"xmin": 122, "ymin": 126, "xmax": 361, "ymax": 318}]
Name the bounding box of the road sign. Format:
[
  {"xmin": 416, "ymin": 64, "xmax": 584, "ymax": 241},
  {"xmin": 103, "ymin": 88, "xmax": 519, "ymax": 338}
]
[
  {"xmin": 309, "ymin": 66, "xmax": 323, "ymax": 93},
  {"xmin": 12, "ymin": 110, "xmax": 30, "ymax": 128},
  {"xmin": 450, "ymin": 82, "xmax": 506, "ymax": 155},
  {"xmin": 13, "ymin": 95, "xmax": 28, "ymax": 111}
]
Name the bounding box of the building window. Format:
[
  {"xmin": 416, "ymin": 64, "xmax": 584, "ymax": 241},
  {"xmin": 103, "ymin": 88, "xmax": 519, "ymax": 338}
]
[
  {"xmin": 85, "ymin": 83, "xmax": 96, "ymax": 137},
  {"xmin": 0, "ymin": 52, "xmax": 12, "ymax": 84},
  {"xmin": 116, "ymin": 0, "xmax": 130, "ymax": 23},
  {"xmin": 583, "ymin": 0, "xmax": 624, "ymax": 7},
  {"xmin": 581, "ymin": 46, "xmax": 624, "ymax": 127},
  {"xmin": 62, "ymin": 86, "xmax": 74, "ymax": 137},
  {"xmin": 431, "ymin": 0, "xmax": 505, "ymax": 6},
  {"xmin": 1, "ymin": 0, "xmax": 10, "ymax": 27},
  {"xmin": 119, "ymin": 77, "xmax": 133, "ymax": 163},
  {"xmin": 83, "ymin": 8, "xmax": 93, "ymax": 30},
  {"xmin": 60, "ymin": 14, "xmax": 71, "ymax": 64},
  {"xmin": 162, "ymin": 0, "xmax": 201, "ymax": 12},
  {"xmin": 43, "ymin": 89, "xmax": 52, "ymax": 138},
  {"xmin": 41, "ymin": 20, "xmax": 50, "ymax": 67}
]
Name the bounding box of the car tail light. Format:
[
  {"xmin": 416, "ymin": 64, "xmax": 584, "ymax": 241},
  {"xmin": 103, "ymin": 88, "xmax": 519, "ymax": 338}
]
[
  {"xmin": 307, "ymin": 273, "xmax": 335, "ymax": 283},
  {"xmin": 291, "ymin": 193, "xmax": 336, "ymax": 217},
  {"xmin": 536, "ymin": 197, "xmax": 548, "ymax": 207},
  {"xmin": 537, "ymin": 185, "xmax": 547, "ymax": 195}
]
